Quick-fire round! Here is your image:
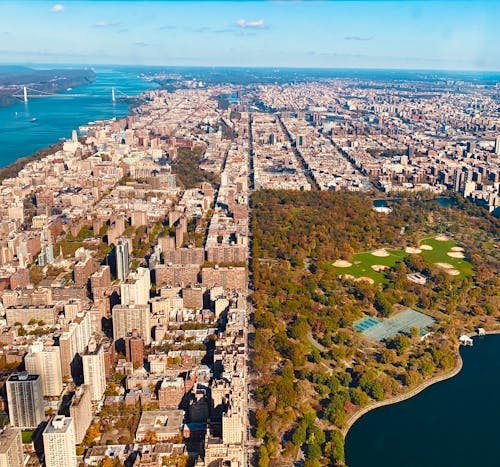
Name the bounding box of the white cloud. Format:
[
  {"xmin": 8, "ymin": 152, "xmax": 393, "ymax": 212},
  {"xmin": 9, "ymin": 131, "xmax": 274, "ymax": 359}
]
[
  {"xmin": 344, "ymin": 36, "xmax": 373, "ymax": 41},
  {"xmin": 236, "ymin": 19, "xmax": 265, "ymax": 29},
  {"xmin": 51, "ymin": 4, "xmax": 65, "ymax": 13},
  {"xmin": 95, "ymin": 21, "xmax": 121, "ymax": 28}
]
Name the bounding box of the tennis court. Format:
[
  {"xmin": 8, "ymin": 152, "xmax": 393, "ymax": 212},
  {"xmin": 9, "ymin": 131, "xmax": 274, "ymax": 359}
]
[
  {"xmin": 358, "ymin": 308, "xmax": 435, "ymax": 341},
  {"xmin": 354, "ymin": 316, "xmax": 381, "ymax": 332}
]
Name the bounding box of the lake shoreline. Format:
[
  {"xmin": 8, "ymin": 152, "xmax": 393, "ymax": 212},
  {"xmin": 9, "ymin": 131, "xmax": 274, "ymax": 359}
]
[{"xmin": 343, "ymin": 329, "xmax": 500, "ymax": 440}]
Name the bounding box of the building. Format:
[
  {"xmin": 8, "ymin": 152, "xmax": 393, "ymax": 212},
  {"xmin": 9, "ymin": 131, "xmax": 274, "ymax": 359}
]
[
  {"xmin": 116, "ymin": 238, "xmax": 130, "ymax": 281},
  {"xmin": 24, "ymin": 343, "xmax": 63, "ymax": 397},
  {"xmin": 222, "ymin": 401, "xmax": 244, "ymax": 445},
  {"xmin": 0, "ymin": 427, "xmax": 24, "ymax": 467},
  {"xmin": 124, "ymin": 330, "xmax": 145, "ymax": 368},
  {"xmin": 158, "ymin": 377, "xmax": 185, "ymax": 409},
  {"xmin": 56, "ymin": 311, "xmax": 92, "ymax": 380},
  {"xmin": 120, "ymin": 267, "xmax": 150, "ymax": 305},
  {"xmin": 6, "ymin": 373, "xmax": 45, "ymax": 429},
  {"xmin": 69, "ymin": 385, "xmax": 92, "ymax": 444},
  {"xmin": 112, "ymin": 304, "xmax": 151, "ymax": 345},
  {"xmin": 82, "ymin": 339, "xmax": 106, "ymax": 402},
  {"xmin": 135, "ymin": 410, "xmax": 184, "ymax": 442},
  {"xmin": 495, "ymin": 135, "xmax": 500, "ymax": 156},
  {"xmin": 42, "ymin": 416, "xmax": 76, "ymax": 467}
]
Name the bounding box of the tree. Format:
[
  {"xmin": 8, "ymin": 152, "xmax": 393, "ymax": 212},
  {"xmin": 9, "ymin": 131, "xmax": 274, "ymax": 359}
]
[
  {"xmin": 330, "ymin": 429, "xmax": 345, "ymax": 465},
  {"xmin": 258, "ymin": 445, "xmax": 270, "ymax": 467},
  {"xmin": 387, "ymin": 334, "xmax": 410, "ymax": 356}
]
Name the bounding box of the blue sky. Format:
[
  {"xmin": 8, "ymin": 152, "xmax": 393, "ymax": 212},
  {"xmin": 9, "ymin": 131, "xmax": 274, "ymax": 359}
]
[{"xmin": 0, "ymin": 1, "xmax": 499, "ymax": 70}]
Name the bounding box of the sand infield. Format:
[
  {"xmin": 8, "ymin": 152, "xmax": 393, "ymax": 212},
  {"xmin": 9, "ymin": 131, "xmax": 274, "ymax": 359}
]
[
  {"xmin": 372, "ymin": 249, "xmax": 389, "ymax": 257},
  {"xmin": 333, "ymin": 259, "xmax": 352, "ymax": 267}
]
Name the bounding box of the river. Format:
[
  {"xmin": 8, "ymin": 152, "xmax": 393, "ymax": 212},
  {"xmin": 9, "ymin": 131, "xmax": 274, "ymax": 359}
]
[
  {"xmin": 0, "ymin": 68, "xmax": 157, "ymax": 168},
  {"xmin": 345, "ymin": 335, "xmax": 500, "ymax": 467}
]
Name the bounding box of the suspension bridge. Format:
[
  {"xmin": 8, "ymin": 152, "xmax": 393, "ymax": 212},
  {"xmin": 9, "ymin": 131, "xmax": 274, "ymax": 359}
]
[{"xmin": 12, "ymin": 86, "xmax": 141, "ymax": 103}]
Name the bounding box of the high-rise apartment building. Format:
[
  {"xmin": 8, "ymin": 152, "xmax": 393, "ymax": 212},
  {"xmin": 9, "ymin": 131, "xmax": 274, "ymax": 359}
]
[
  {"xmin": 112, "ymin": 304, "xmax": 151, "ymax": 345},
  {"xmin": 6, "ymin": 373, "xmax": 45, "ymax": 429},
  {"xmin": 69, "ymin": 385, "xmax": 92, "ymax": 444},
  {"xmin": 56, "ymin": 311, "xmax": 92, "ymax": 380},
  {"xmin": 0, "ymin": 426, "xmax": 24, "ymax": 467},
  {"xmin": 116, "ymin": 238, "xmax": 130, "ymax": 281},
  {"xmin": 124, "ymin": 330, "xmax": 145, "ymax": 368},
  {"xmin": 495, "ymin": 136, "xmax": 500, "ymax": 155},
  {"xmin": 82, "ymin": 339, "xmax": 106, "ymax": 402},
  {"xmin": 120, "ymin": 267, "xmax": 150, "ymax": 305},
  {"xmin": 24, "ymin": 343, "xmax": 63, "ymax": 397},
  {"xmin": 42, "ymin": 416, "xmax": 76, "ymax": 467}
]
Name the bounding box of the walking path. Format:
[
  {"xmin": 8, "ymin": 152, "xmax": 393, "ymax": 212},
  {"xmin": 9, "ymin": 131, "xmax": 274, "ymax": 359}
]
[{"xmin": 341, "ymin": 351, "xmax": 463, "ymax": 437}]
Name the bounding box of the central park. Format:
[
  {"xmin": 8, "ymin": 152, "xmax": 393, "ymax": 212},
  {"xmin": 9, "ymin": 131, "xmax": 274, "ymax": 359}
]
[{"xmin": 250, "ymin": 190, "xmax": 499, "ymax": 466}]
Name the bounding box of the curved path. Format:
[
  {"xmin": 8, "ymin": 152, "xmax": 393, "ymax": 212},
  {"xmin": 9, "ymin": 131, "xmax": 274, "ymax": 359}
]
[{"xmin": 341, "ymin": 351, "xmax": 463, "ymax": 437}]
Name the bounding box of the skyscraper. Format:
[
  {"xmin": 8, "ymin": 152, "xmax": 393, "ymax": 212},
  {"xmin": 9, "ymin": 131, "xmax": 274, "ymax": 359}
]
[
  {"xmin": 24, "ymin": 343, "xmax": 63, "ymax": 397},
  {"xmin": 116, "ymin": 238, "xmax": 130, "ymax": 281},
  {"xmin": 495, "ymin": 136, "xmax": 500, "ymax": 155},
  {"xmin": 42, "ymin": 416, "xmax": 76, "ymax": 467},
  {"xmin": 6, "ymin": 373, "xmax": 45, "ymax": 429},
  {"xmin": 82, "ymin": 339, "xmax": 106, "ymax": 402},
  {"xmin": 120, "ymin": 267, "xmax": 151, "ymax": 305},
  {"xmin": 69, "ymin": 385, "xmax": 92, "ymax": 445},
  {"xmin": 0, "ymin": 426, "xmax": 24, "ymax": 467},
  {"xmin": 112, "ymin": 304, "xmax": 151, "ymax": 345}
]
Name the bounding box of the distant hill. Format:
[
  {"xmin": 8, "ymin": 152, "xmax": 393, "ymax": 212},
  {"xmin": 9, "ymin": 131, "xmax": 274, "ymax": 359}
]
[{"xmin": 0, "ymin": 66, "xmax": 96, "ymax": 106}]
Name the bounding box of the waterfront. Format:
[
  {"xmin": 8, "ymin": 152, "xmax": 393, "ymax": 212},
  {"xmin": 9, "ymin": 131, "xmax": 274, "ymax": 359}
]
[
  {"xmin": 345, "ymin": 335, "xmax": 500, "ymax": 467},
  {"xmin": 0, "ymin": 69, "xmax": 157, "ymax": 167}
]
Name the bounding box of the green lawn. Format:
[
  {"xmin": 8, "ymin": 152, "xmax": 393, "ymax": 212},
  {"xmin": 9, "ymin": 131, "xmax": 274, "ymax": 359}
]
[
  {"xmin": 22, "ymin": 431, "xmax": 34, "ymax": 444},
  {"xmin": 332, "ymin": 236, "xmax": 474, "ymax": 283},
  {"xmin": 419, "ymin": 238, "xmax": 473, "ymax": 277},
  {"xmin": 332, "ymin": 249, "xmax": 408, "ymax": 284}
]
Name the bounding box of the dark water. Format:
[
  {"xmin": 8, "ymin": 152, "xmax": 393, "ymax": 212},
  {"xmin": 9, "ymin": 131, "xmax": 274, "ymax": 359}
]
[
  {"xmin": 0, "ymin": 69, "xmax": 157, "ymax": 167},
  {"xmin": 345, "ymin": 335, "xmax": 500, "ymax": 467},
  {"xmin": 436, "ymin": 197, "xmax": 452, "ymax": 207}
]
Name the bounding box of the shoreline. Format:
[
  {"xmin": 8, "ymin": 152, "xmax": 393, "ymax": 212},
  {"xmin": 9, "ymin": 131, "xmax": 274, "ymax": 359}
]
[
  {"xmin": 341, "ymin": 350, "xmax": 463, "ymax": 438},
  {"xmin": 342, "ymin": 329, "xmax": 500, "ymax": 438},
  {"xmin": 0, "ymin": 100, "xmax": 145, "ymax": 177}
]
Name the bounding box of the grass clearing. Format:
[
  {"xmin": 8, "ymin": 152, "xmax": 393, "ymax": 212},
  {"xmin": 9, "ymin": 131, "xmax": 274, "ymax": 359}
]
[
  {"xmin": 419, "ymin": 238, "xmax": 473, "ymax": 277},
  {"xmin": 332, "ymin": 236, "xmax": 474, "ymax": 283},
  {"xmin": 333, "ymin": 249, "xmax": 407, "ymax": 284}
]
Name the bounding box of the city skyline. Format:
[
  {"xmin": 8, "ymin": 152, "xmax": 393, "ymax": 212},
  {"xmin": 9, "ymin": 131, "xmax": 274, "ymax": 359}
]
[{"xmin": 1, "ymin": 0, "xmax": 500, "ymax": 71}]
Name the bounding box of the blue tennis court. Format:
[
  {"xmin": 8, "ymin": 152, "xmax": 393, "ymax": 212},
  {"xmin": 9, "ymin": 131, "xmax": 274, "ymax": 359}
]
[{"xmin": 354, "ymin": 316, "xmax": 380, "ymax": 332}]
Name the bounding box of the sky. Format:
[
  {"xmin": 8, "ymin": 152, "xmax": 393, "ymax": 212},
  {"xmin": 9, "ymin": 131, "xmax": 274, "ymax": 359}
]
[{"xmin": 0, "ymin": 0, "xmax": 499, "ymax": 71}]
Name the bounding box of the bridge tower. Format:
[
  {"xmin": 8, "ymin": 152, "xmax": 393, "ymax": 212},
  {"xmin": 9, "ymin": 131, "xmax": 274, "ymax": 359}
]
[
  {"xmin": 112, "ymin": 87, "xmax": 116, "ymax": 103},
  {"xmin": 23, "ymin": 86, "xmax": 28, "ymax": 103}
]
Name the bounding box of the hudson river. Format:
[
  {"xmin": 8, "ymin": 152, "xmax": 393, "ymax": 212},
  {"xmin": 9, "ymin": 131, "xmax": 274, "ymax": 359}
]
[
  {"xmin": 345, "ymin": 334, "xmax": 500, "ymax": 467},
  {"xmin": 0, "ymin": 68, "xmax": 157, "ymax": 167}
]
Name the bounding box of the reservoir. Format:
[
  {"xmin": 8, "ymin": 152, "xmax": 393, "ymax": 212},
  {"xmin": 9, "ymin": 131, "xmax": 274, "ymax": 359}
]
[
  {"xmin": 345, "ymin": 334, "xmax": 500, "ymax": 467},
  {"xmin": 0, "ymin": 68, "xmax": 157, "ymax": 168}
]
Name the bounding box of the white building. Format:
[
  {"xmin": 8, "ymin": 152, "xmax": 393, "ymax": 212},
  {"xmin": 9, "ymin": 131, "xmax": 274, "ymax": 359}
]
[
  {"xmin": 42, "ymin": 416, "xmax": 76, "ymax": 467},
  {"xmin": 120, "ymin": 267, "xmax": 150, "ymax": 305},
  {"xmin": 24, "ymin": 343, "xmax": 63, "ymax": 397},
  {"xmin": 0, "ymin": 427, "xmax": 24, "ymax": 467},
  {"xmin": 82, "ymin": 339, "xmax": 106, "ymax": 402}
]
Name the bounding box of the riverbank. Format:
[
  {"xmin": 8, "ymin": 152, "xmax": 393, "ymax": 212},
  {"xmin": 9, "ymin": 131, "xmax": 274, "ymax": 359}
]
[
  {"xmin": 0, "ymin": 141, "xmax": 65, "ymax": 182},
  {"xmin": 342, "ymin": 328, "xmax": 500, "ymax": 438},
  {"xmin": 0, "ymin": 67, "xmax": 95, "ymax": 108},
  {"xmin": 0, "ymin": 69, "xmax": 156, "ymax": 168},
  {"xmin": 341, "ymin": 349, "xmax": 463, "ymax": 438}
]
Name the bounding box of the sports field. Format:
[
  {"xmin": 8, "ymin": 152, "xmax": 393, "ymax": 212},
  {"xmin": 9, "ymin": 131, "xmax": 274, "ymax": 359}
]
[
  {"xmin": 360, "ymin": 308, "xmax": 436, "ymax": 341},
  {"xmin": 332, "ymin": 249, "xmax": 407, "ymax": 284},
  {"xmin": 419, "ymin": 237, "xmax": 473, "ymax": 277},
  {"xmin": 332, "ymin": 236, "xmax": 473, "ymax": 283}
]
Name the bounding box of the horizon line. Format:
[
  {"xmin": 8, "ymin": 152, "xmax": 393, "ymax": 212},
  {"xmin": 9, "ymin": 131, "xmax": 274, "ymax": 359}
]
[{"xmin": 1, "ymin": 62, "xmax": 500, "ymax": 75}]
